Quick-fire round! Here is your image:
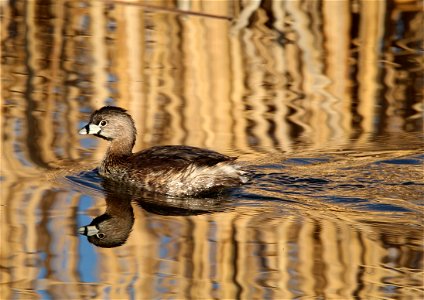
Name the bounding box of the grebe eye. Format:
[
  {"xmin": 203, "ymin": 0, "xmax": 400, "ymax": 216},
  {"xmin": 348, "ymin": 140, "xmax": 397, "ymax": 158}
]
[
  {"xmin": 96, "ymin": 233, "xmax": 105, "ymax": 239},
  {"xmin": 99, "ymin": 120, "xmax": 108, "ymax": 127}
]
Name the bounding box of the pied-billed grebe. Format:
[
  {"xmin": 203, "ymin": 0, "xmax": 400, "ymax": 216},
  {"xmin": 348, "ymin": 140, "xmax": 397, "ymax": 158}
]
[{"xmin": 79, "ymin": 106, "xmax": 248, "ymax": 197}]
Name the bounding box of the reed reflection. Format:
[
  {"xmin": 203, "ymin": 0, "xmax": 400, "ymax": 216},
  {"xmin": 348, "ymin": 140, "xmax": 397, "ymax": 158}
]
[
  {"xmin": 2, "ymin": 0, "xmax": 422, "ymax": 175},
  {"xmin": 1, "ymin": 0, "xmax": 423, "ymax": 299},
  {"xmin": 79, "ymin": 179, "xmax": 229, "ymax": 248}
]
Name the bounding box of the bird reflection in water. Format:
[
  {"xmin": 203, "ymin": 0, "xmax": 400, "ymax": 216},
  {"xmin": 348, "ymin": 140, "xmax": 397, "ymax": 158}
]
[{"xmin": 78, "ymin": 179, "xmax": 230, "ymax": 248}]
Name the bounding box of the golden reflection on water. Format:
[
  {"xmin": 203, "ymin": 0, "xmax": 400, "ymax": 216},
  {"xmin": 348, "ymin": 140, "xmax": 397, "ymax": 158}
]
[{"xmin": 1, "ymin": 0, "xmax": 423, "ymax": 299}]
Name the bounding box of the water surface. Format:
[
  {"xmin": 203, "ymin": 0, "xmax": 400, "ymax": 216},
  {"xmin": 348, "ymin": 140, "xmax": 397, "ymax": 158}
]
[{"xmin": 1, "ymin": 1, "xmax": 423, "ymax": 299}]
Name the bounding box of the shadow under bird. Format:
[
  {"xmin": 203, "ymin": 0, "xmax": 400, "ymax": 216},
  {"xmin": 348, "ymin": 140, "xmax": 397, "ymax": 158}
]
[
  {"xmin": 79, "ymin": 106, "xmax": 248, "ymax": 197},
  {"xmin": 78, "ymin": 180, "xmax": 230, "ymax": 248}
]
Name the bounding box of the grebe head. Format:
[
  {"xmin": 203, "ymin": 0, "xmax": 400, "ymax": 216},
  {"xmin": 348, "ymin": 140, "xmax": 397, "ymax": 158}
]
[{"xmin": 79, "ymin": 106, "xmax": 137, "ymax": 145}]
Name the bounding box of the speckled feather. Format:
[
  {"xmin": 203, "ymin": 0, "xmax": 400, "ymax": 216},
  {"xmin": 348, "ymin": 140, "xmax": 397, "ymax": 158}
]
[{"xmin": 81, "ymin": 106, "xmax": 248, "ymax": 197}]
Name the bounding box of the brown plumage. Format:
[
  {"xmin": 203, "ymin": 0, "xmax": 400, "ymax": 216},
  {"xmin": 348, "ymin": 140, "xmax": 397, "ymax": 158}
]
[{"xmin": 79, "ymin": 106, "xmax": 248, "ymax": 197}]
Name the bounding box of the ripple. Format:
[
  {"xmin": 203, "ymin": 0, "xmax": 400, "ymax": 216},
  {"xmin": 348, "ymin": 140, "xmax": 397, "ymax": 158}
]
[
  {"xmin": 65, "ymin": 169, "xmax": 103, "ymax": 193},
  {"xmin": 375, "ymin": 158, "xmax": 423, "ymax": 165}
]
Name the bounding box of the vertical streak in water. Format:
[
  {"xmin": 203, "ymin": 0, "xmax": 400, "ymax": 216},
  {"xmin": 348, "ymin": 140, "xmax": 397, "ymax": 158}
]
[
  {"xmin": 322, "ymin": 1, "xmax": 353, "ymax": 143},
  {"xmin": 242, "ymin": 27, "xmax": 270, "ymax": 152},
  {"xmin": 357, "ymin": 1, "xmax": 386, "ymax": 136},
  {"xmin": 77, "ymin": 195, "xmax": 98, "ymax": 283},
  {"xmin": 231, "ymin": 217, "xmax": 243, "ymax": 299},
  {"xmin": 162, "ymin": 15, "xmax": 185, "ymax": 146},
  {"xmin": 143, "ymin": 13, "xmax": 165, "ymax": 147},
  {"xmin": 202, "ymin": 2, "xmax": 232, "ymax": 150},
  {"xmin": 190, "ymin": 215, "xmax": 212, "ymax": 298},
  {"xmin": 269, "ymin": 1, "xmax": 293, "ymax": 152},
  {"xmin": 382, "ymin": 54, "xmax": 403, "ymax": 133},
  {"xmin": 90, "ymin": 2, "xmax": 108, "ymax": 108},
  {"xmin": 320, "ymin": 219, "xmax": 345, "ymax": 298},
  {"xmin": 23, "ymin": 1, "xmax": 49, "ymax": 169},
  {"xmin": 124, "ymin": 7, "xmax": 146, "ymax": 151},
  {"xmin": 282, "ymin": 4, "xmax": 309, "ymax": 141},
  {"xmin": 54, "ymin": 2, "xmax": 81, "ymax": 162},
  {"xmin": 229, "ymin": 31, "xmax": 251, "ymax": 153},
  {"xmin": 286, "ymin": 1, "xmax": 334, "ymax": 147},
  {"xmin": 275, "ymin": 217, "xmax": 295, "ymax": 299},
  {"xmin": 182, "ymin": 16, "xmax": 208, "ymax": 147},
  {"xmin": 297, "ymin": 220, "xmax": 316, "ymax": 297},
  {"xmin": 162, "ymin": 14, "xmax": 186, "ymax": 146}
]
